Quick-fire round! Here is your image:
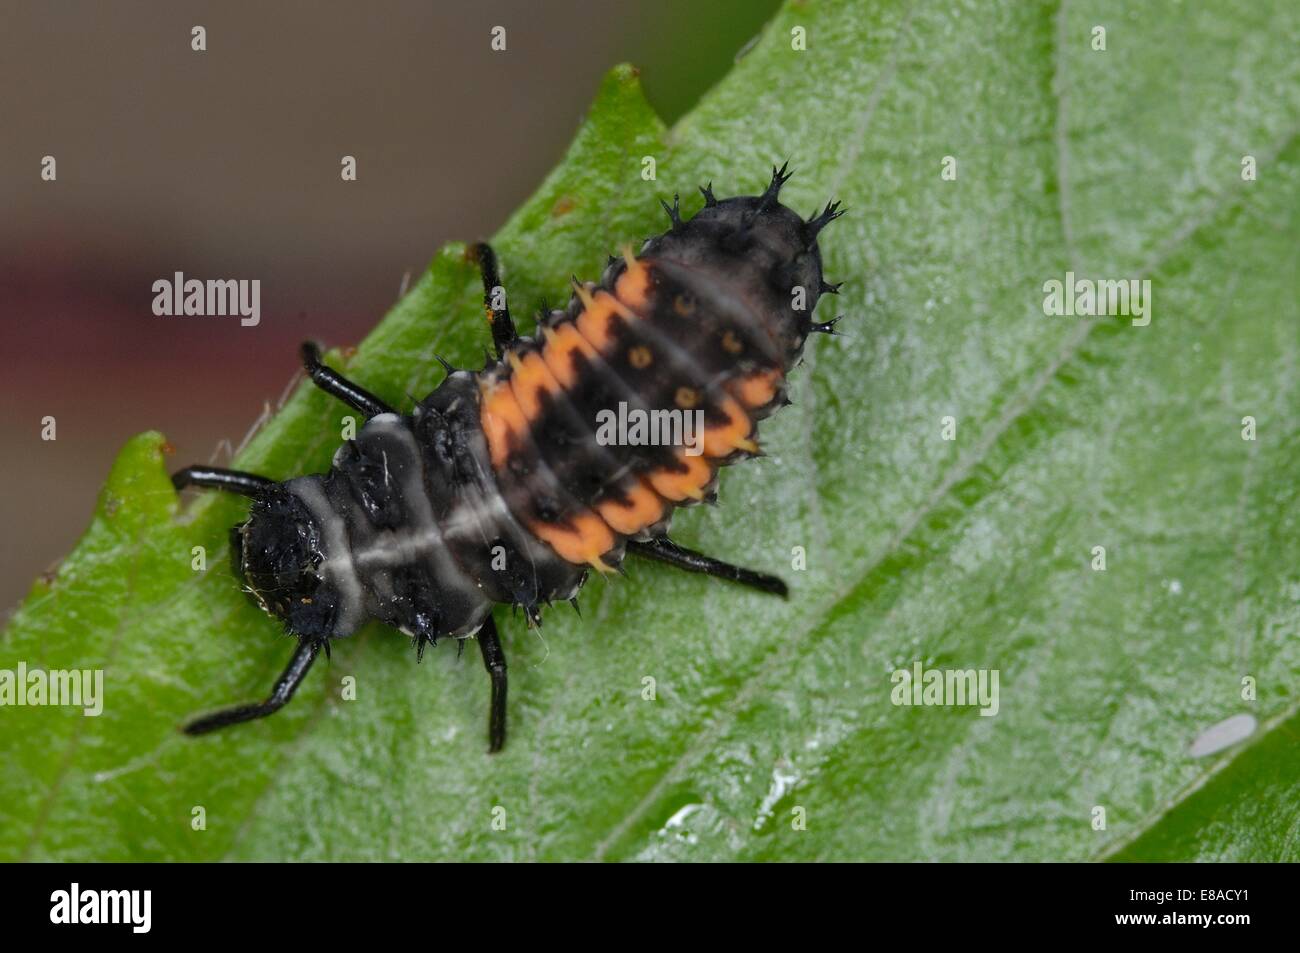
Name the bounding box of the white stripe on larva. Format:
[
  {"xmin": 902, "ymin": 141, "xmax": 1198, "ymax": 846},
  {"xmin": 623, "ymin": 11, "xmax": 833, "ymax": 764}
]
[
  {"xmin": 1188, "ymin": 713, "xmax": 1257, "ymax": 758},
  {"xmin": 353, "ymin": 415, "xmax": 479, "ymax": 594},
  {"xmin": 441, "ymin": 485, "xmax": 514, "ymax": 540},
  {"xmin": 289, "ymin": 477, "xmax": 366, "ymax": 637}
]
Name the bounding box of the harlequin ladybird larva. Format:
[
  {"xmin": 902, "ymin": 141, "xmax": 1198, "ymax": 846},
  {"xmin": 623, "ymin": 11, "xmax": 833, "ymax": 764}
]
[{"xmin": 174, "ymin": 164, "xmax": 845, "ymax": 751}]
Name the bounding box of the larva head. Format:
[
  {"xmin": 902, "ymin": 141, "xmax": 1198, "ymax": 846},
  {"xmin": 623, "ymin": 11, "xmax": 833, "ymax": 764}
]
[{"xmin": 233, "ymin": 483, "xmax": 339, "ymax": 640}]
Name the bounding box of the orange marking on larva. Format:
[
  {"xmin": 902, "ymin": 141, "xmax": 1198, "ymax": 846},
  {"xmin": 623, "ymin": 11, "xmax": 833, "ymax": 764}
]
[
  {"xmin": 541, "ymin": 323, "xmax": 598, "ymax": 387},
  {"xmin": 603, "ymin": 288, "xmax": 638, "ymax": 321},
  {"xmin": 596, "ymin": 479, "xmax": 665, "ymax": 535},
  {"xmin": 732, "ymin": 368, "xmax": 784, "ymax": 409},
  {"xmin": 675, "ymin": 386, "xmax": 700, "ymax": 409},
  {"xmin": 647, "ymin": 452, "xmax": 712, "ymax": 502},
  {"xmin": 703, "ymin": 395, "xmax": 756, "ymax": 458},
  {"xmin": 528, "ymin": 511, "xmax": 616, "ymax": 570},
  {"xmin": 480, "ymin": 409, "xmax": 511, "ymax": 466},
  {"xmin": 721, "ymin": 330, "xmax": 744, "ymax": 354},
  {"xmin": 508, "ymin": 350, "xmax": 563, "ymax": 420},
  {"xmin": 629, "ymin": 345, "xmax": 653, "ymax": 369},
  {"xmin": 479, "ymin": 377, "xmax": 530, "ymax": 467},
  {"xmin": 573, "ymin": 284, "xmax": 621, "ymax": 350},
  {"xmin": 575, "ymin": 285, "xmax": 638, "ymax": 352},
  {"xmin": 615, "ymin": 248, "xmax": 650, "ymax": 310}
]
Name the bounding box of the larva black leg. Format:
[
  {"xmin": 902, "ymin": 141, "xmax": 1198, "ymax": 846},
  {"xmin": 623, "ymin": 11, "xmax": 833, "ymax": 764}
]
[
  {"xmin": 627, "ymin": 537, "xmax": 789, "ymax": 598},
  {"xmin": 477, "ymin": 615, "xmax": 509, "ymax": 753},
  {"xmin": 183, "ymin": 639, "xmax": 321, "ymax": 735},
  {"xmin": 470, "ymin": 241, "xmax": 518, "ymax": 358},
  {"xmin": 301, "ymin": 341, "xmax": 395, "ymax": 418},
  {"xmin": 172, "ymin": 465, "xmax": 273, "ymax": 498}
]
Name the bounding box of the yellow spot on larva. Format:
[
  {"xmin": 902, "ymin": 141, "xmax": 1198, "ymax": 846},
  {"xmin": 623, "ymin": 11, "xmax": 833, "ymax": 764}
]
[
  {"xmin": 675, "ymin": 386, "xmax": 699, "ymax": 409},
  {"xmin": 673, "ymin": 293, "xmax": 695, "ymax": 317},
  {"xmin": 629, "ymin": 346, "xmax": 653, "ymax": 369},
  {"xmin": 722, "ymin": 330, "xmax": 743, "ymax": 354}
]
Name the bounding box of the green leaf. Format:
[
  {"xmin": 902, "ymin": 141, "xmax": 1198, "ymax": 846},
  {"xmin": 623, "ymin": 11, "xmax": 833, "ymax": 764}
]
[{"xmin": 3, "ymin": 0, "xmax": 1298, "ymax": 861}]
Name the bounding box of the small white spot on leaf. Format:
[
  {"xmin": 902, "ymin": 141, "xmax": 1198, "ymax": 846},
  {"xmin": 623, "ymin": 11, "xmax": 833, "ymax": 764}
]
[{"xmin": 1189, "ymin": 713, "xmax": 1256, "ymax": 757}]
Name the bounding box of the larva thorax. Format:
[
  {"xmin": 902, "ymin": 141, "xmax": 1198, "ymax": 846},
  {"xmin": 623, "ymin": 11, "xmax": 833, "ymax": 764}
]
[{"xmin": 233, "ymin": 390, "xmax": 584, "ymax": 651}]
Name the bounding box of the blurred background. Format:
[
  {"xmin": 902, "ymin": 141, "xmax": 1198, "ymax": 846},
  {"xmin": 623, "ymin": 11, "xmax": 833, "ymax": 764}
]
[{"xmin": 0, "ymin": 0, "xmax": 781, "ymax": 612}]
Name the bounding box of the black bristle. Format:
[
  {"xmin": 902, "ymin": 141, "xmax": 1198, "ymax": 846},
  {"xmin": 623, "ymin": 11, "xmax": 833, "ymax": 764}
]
[
  {"xmin": 759, "ymin": 162, "xmax": 793, "ymax": 210},
  {"xmin": 806, "ymin": 200, "xmax": 846, "ymax": 241},
  {"xmin": 699, "ymin": 182, "xmax": 717, "ymax": 207},
  {"xmin": 660, "ymin": 193, "xmax": 682, "ymax": 228}
]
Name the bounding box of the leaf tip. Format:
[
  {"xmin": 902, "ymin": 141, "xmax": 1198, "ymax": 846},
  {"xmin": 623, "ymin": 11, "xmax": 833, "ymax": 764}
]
[
  {"xmin": 590, "ymin": 62, "xmax": 664, "ymax": 132},
  {"xmin": 98, "ymin": 430, "xmax": 177, "ymax": 523}
]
